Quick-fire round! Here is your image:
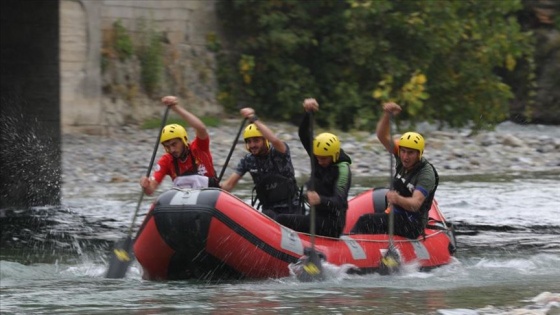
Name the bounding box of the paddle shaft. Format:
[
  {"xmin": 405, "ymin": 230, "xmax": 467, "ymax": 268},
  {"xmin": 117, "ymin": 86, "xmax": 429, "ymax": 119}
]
[
  {"xmin": 308, "ymin": 112, "xmax": 316, "ymax": 248},
  {"xmin": 126, "ymin": 106, "xmax": 171, "ymax": 237},
  {"xmin": 105, "ymin": 106, "xmax": 171, "ymax": 278},
  {"xmin": 387, "ymin": 114, "xmax": 396, "ymax": 248},
  {"xmin": 217, "ymin": 118, "xmax": 247, "ymax": 182},
  {"xmin": 295, "ymin": 110, "xmax": 324, "ymax": 282}
]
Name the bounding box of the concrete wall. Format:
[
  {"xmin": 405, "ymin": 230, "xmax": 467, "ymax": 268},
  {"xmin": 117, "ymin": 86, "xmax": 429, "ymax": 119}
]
[
  {"xmin": 100, "ymin": 0, "xmax": 219, "ymax": 46},
  {"xmin": 60, "ymin": 0, "xmax": 103, "ymax": 133},
  {"xmin": 60, "ymin": 0, "xmax": 224, "ymax": 134}
]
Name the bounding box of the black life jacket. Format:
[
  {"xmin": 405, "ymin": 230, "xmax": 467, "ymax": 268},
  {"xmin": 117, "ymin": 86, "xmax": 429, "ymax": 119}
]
[
  {"xmin": 308, "ymin": 151, "xmax": 352, "ymax": 218},
  {"xmin": 313, "ymin": 163, "xmax": 339, "ymax": 201},
  {"xmin": 253, "ymin": 155, "xmax": 298, "ymax": 209},
  {"xmin": 393, "ymin": 159, "xmax": 439, "ymax": 225}
]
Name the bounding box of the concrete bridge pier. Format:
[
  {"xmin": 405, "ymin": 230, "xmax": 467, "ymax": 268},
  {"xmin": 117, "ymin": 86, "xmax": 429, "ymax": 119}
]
[{"xmin": 1, "ymin": 0, "xmax": 61, "ymax": 208}]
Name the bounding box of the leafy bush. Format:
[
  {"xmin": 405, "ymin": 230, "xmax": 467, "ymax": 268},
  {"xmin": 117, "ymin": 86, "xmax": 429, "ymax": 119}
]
[{"xmin": 216, "ymin": 0, "xmax": 534, "ymax": 130}]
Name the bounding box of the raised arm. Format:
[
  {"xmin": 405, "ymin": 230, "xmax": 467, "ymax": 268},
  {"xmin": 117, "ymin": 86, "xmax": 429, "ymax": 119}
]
[
  {"xmin": 376, "ymin": 102, "xmax": 402, "ymax": 153},
  {"xmin": 299, "ymin": 98, "xmax": 320, "ymax": 155},
  {"xmin": 162, "ymin": 96, "xmax": 208, "ymax": 140},
  {"xmin": 240, "ymin": 108, "xmax": 286, "ymax": 153}
]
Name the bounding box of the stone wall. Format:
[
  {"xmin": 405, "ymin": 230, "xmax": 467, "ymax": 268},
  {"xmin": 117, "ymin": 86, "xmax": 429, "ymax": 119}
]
[{"xmin": 60, "ymin": 0, "xmax": 223, "ymax": 134}]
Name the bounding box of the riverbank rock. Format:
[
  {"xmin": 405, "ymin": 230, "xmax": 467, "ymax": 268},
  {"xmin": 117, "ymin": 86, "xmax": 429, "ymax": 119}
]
[{"xmin": 61, "ymin": 120, "xmax": 560, "ymax": 188}]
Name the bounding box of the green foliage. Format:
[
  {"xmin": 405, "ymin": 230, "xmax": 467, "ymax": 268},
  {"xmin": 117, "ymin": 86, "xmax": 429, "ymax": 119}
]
[
  {"xmin": 206, "ymin": 32, "xmax": 222, "ymax": 52},
  {"xmin": 137, "ymin": 18, "xmax": 164, "ymax": 97},
  {"xmin": 200, "ymin": 115, "xmax": 221, "ymax": 128},
  {"xmin": 113, "ymin": 20, "xmax": 134, "ymax": 61},
  {"xmin": 216, "ymin": 0, "xmax": 535, "ymax": 130}
]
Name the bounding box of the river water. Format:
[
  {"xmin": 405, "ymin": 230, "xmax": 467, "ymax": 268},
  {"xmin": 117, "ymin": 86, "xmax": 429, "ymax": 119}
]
[{"xmin": 1, "ymin": 170, "xmax": 559, "ymax": 314}]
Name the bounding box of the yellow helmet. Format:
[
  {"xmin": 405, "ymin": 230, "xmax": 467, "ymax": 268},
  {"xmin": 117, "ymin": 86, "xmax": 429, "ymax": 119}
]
[
  {"xmin": 243, "ymin": 123, "xmax": 263, "ymax": 140},
  {"xmin": 243, "ymin": 123, "xmax": 269, "ymax": 151},
  {"xmin": 313, "ymin": 132, "xmax": 340, "ymax": 162},
  {"xmin": 160, "ymin": 124, "xmax": 188, "ymax": 147},
  {"xmin": 399, "ymin": 132, "xmax": 425, "ymax": 159}
]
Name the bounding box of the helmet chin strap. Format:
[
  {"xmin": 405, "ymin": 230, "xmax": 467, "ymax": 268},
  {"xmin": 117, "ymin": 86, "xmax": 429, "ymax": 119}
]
[
  {"xmin": 179, "ymin": 145, "xmax": 189, "ymax": 161},
  {"xmin": 255, "ymin": 145, "xmax": 269, "ymax": 156},
  {"xmin": 262, "ymin": 144, "xmax": 271, "ymax": 155}
]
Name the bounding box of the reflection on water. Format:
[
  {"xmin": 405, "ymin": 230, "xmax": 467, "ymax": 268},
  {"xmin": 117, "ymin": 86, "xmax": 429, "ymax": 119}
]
[{"xmin": 1, "ymin": 174, "xmax": 559, "ymax": 314}]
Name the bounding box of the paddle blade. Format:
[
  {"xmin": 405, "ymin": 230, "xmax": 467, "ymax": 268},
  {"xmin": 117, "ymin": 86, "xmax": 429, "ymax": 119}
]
[
  {"xmin": 105, "ymin": 236, "xmax": 135, "ymax": 279},
  {"xmin": 293, "ymin": 248, "xmax": 325, "ymax": 282},
  {"xmin": 379, "ymin": 245, "xmax": 401, "ymax": 275}
]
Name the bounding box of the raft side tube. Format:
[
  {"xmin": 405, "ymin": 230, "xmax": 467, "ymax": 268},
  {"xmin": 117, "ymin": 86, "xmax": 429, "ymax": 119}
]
[
  {"xmin": 134, "ymin": 188, "xmax": 225, "ymax": 280},
  {"xmin": 343, "ymin": 188, "xmax": 389, "ymax": 234}
]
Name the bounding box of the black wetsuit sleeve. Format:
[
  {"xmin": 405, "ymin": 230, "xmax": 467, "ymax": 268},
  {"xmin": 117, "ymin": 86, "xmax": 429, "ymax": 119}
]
[
  {"xmin": 298, "ymin": 112, "xmax": 312, "ymax": 156},
  {"xmin": 319, "ymin": 162, "xmax": 351, "ymax": 213}
]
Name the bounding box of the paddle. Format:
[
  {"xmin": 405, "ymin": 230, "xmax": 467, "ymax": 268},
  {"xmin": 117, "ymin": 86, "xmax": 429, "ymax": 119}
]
[
  {"xmin": 105, "ymin": 106, "xmax": 170, "ymax": 279},
  {"xmin": 379, "ymin": 113, "xmax": 401, "ymax": 275},
  {"xmin": 217, "ymin": 118, "xmax": 247, "ymax": 182},
  {"xmin": 296, "ymin": 111, "xmax": 325, "ymax": 282}
]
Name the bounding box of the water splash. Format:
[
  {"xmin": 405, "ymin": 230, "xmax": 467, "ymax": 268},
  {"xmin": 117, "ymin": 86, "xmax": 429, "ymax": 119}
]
[
  {"xmin": 0, "ymin": 97, "xmax": 61, "ymax": 208},
  {"xmin": 0, "ymin": 203, "xmax": 115, "ymax": 267}
]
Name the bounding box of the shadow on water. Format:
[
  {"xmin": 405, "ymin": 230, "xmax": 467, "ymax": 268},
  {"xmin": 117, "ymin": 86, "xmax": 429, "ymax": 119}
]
[{"xmin": 0, "ymin": 205, "xmax": 112, "ymax": 265}]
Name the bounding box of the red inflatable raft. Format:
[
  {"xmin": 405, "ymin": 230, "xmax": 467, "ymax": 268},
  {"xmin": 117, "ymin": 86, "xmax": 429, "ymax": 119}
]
[{"xmin": 133, "ymin": 187, "xmax": 456, "ymax": 281}]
